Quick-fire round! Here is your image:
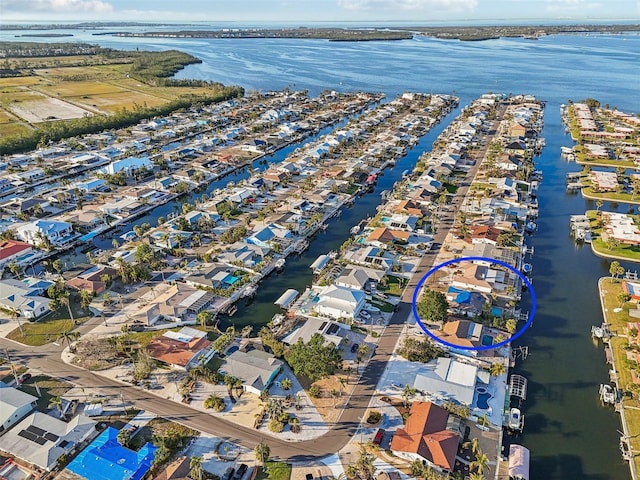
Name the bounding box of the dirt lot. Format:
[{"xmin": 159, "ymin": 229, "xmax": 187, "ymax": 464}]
[{"xmin": 8, "ymin": 96, "xmax": 94, "ymax": 122}]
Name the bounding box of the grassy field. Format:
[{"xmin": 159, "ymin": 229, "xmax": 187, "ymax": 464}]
[{"xmin": 0, "ymin": 56, "xmax": 226, "ymax": 137}]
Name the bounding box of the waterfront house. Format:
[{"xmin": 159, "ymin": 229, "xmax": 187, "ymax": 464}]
[
  {"xmin": 601, "ymin": 212, "xmax": 640, "ymax": 246},
  {"xmin": 452, "ymin": 263, "xmax": 507, "ymax": 294},
  {"xmin": 216, "ymin": 242, "xmax": 267, "ymax": 268},
  {"xmin": 130, "ymin": 284, "xmax": 215, "ymax": 326},
  {"xmin": 184, "ymin": 265, "xmax": 237, "ymax": 290},
  {"xmin": 344, "ymin": 246, "xmax": 394, "ymax": 272},
  {"xmin": 433, "ymin": 319, "xmax": 485, "ymax": 350},
  {"xmin": 334, "ymin": 267, "xmax": 383, "ymax": 292},
  {"xmin": 0, "ymin": 412, "xmax": 96, "ymax": 471},
  {"xmin": 0, "ymin": 278, "xmax": 52, "ymax": 319},
  {"xmin": 16, "ymin": 220, "xmax": 75, "ymax": 247},
  {"xmin": 446, "ymin": 287, "xmax": 489, "ymax": 318},
  {"xmin": 282, "ymin": 318, "xmax": 352, "ymax": 347},
  {"xmin": 468, "ymin": 225, "xmax": 502, "ymax": 245},
  {"xmin": 73, "ymin": 178, "xmax": 107, "ymax": 193},
  {"xmin": 366, "ymin": 228, "xmax": 411, "ymax": 248},
  {"xmin": 219, "ymin": 350, "xmax": 283, "ymax": 396},
  {"xmin": 0, "ymin": 386, "xmax": 38, "ymax": 435},
  {"xmin": 390, "ymin": 401, "xmax": 463, "ymax": 474},
  {"xmin": 147, "ymin": 327, "xmax": 214, "ymax": 370},
  {"xmin": 0, "ymin": 240, "xmax": 33, "ymax": 267},
  {"xmin": 313, "ymin": 284, "xmax": 366, "ymax": 320},
  {"xmin": 382, "ymin": 214, "xmax": 419, "ymax": 232},
  {"xmin": 101, "ymin": 156, "xmax": 152, "ymax": 176},
  {"xmin": 413, "ymin": 357, "xmax": 489, "ymax": 406},
  {"xmin": 246, "ymin": 223, "xmax": 292, "ymax": 249},
  {"xmin": 590, "ymin": 171, "xmax": 618, "ymax": 192}
]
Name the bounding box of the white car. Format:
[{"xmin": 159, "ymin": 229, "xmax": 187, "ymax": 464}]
[{"xmin": 359, "ymin": 310, "xmax": 371, "ymax": 320}]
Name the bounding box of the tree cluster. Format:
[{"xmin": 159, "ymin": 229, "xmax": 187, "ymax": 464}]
[
  {"xmin": 397, "ymin": 336, "xmax": 445, "ymax": 363},
  {"xmin": 284, "ymin": 333, "xmax": 342, "ymax": 381}
]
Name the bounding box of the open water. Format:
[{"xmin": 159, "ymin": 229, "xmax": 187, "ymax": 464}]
[{"xmin": 3, "ymin": 27, "xmax": 640, "ymax": 478}]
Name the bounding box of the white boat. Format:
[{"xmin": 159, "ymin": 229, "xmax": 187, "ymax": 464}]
[
  {"xmin": 591, "ymin": 325, "xmax": 604, "ymax": 338},
  {"xmin": 600, "ymin": 384, "xmax": 616, "ymax": 405},
  {"xmin": 508, "ymin": 407, "xmax": 525, "ymax": 431},
  {"xmin": 274, "ymin": 258, "xmax": 286, "ymax": 270},
  {"xmin": 350, "ymin": 225, "xmax": 361, "ymax": 235}
]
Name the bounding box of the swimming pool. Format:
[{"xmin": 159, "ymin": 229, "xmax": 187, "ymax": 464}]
[
  {"xmin": 476, "ymin": 392, "xmax": 492, "ymax": 410},
  {"xmin": 481, "ymin": 334, "xmax": 494, "ymax": 346},
  {"xmin": 66, "ymin": 427, "xmax": 157, "ymax": 480},
  {"xmin": 491, "ymin": 307, "xmax": 503, "ymax": 317}
]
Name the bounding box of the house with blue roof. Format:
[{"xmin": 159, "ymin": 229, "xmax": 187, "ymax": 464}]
[
  {"xmin": 0, "ymin": 278, "xmax": 53, "ymax": 318},
  {"xmin": 74, "ymin": 178, "xmax": 106, "ymax": 193},
  {"xmin": 101, "ymin": 156, "xmax": 152, "ymax": 176},
  {"xmin": 17, "ymin": 219, "xmax": 75, "ymax": 246},
  {"xmin": 246, "ymin": 224, "xmax": 292, "ymax": 249}
]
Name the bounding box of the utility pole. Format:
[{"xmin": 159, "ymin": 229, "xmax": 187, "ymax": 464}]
[{"xmin": 4, "ymin": 347, "xmax": 19, "ymax": 384}]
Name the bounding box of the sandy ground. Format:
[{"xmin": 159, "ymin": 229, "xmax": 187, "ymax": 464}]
[{"xmin": 8, "ymin": 97, "xmax": 93, "ymax": 123}]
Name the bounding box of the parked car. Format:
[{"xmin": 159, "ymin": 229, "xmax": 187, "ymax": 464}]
[
  {"xmin": 222, "ymin": 467, "xmax": 235, "ymax": 480},
  {"xmin": 234, "ymin": 464, "xmax": 248, "ymax": 480},
  {"xmin": 359, "ymin": 310, "xmax": 371, "ymax": 320},
  {"xmin": 373, "ymin": 428, "xmax": 386, "ymax": 445},
  {"xmin": 17, "ymin": 373, "xmax": 32, "ymax": 385},
  {"xmin": 350, "ymin": 343, "xmax": 360, "ymax": 353}
]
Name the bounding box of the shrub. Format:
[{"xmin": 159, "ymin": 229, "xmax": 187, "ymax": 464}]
[
  {"xmin": 366, "ymin": 410, "xmax": 382, "ymax": 424},
  {"xmin": 309, "ymin": 385, "xmax": 321, "ymax": 398},
  {"xmin": 268, "ymin": 419, "xmax": 285, "ymax": 433}
]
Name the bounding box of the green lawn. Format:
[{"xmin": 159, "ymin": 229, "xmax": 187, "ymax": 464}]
[
  {"xmin": 256, "ymin": 462, "xmax": 292, "ymax": 480},
  {"xmin": 380, "ymin": 276, "xmax": 404, "ymax": 297},
  {"xmin": 5, "ymin": 318, "xmax": 76, "ymax": 346},
  {"xmin": 369, "ymin": 299, "xmax": 395, "ymax": 313},
  {"xmin": 19, "ymin": 375, "xmax": 73, "ymax": 409}
]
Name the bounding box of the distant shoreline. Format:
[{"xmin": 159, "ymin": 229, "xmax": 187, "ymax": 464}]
[{"xmin": 1, "ymin": 23, "xmax": 639, "ymax": 42}]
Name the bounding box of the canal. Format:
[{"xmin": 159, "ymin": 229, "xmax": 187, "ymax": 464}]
[
  {"xmin": 513, "ymin": 105, "xmax": 630, "ymax": 479},
  {"xmin": 223, "ymin": 103, "xmax": 461, "ymax": 330}
]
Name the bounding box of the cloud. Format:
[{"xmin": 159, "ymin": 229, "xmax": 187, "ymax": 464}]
[
  {"xmin": 544, "ymin": 0, "xmax": 602, "ymax": 11},
  {"xmin": 2, "ymin": 0, "xmax": 113, "ymax": 14},
  {"xmin": 336, "ymin": 0, "xmax": 478, "ymax": 12}
]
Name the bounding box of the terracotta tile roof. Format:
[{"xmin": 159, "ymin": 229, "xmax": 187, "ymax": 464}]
[
  {"xmin": 0, "ymin": 240, "xmax": 32, "ymax": 261},
  {"xmin": 367, "ymin": 227, "xmax": 411, "ymax": 244},
  {"xmin": 470, "ymin": 225, "xmax": 501, "ymax": 243},
  {"xmin": 147, "ymin": 335, "xmax": 211, "ymax": 368},
  {"xmin": 394, "ymin": 200, "xmax": 424, "ymax": 216},
  {"xmin": 152, "ymin": 456, "xmax": 190, "ymax": 480},
  {"xmin": 66, "ymin": 277, "xmax": 106, "ymax": 294},
  {"xmin": 390, "ymin": 402, "xmax": 459, "ymax": 471},
  {"xmin": 434, "ymin": 319, "xmax": 481, "ymax": 349}
]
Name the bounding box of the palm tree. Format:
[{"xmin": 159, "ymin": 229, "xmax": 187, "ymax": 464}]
[
  {"xmin": 468, "ymin": 473, "xmax": 485, "ymax": 480},
  {"xmin": 254, "ymin": 441, "xmax": 270, "ymax": 465},
  {"xmin": 117, "ymin": 428, "xmax": 132, "ymax": 447},
  {"xmin": 281, "ymin": 377, "xmax": 292, "ymax": 390},
  {"xmin": 49, "ymin": 396, "xmax": 63, "ymax": 415},
  {"xmin": 58, "ymin": 330, "xmax": 80, "ymax": 353},
  {"xmin": 79, "ymin": 289, "xmax": 94, "ymax": 311},
  {"xmin": 470, "ymin": 450, "xmax": 491, "ymax": 476},
  {"xmin": 402, "ymin": 384, "xmax": 416, "ymax": 409},
  {"xmin": 464, "ymin": 437, "xmax": 481, "ymax": 456},
  {"xmin": 203, "ymin": 394, "xmax": 225, "ymax": 412},
  {"xmin": 338, "ymin": 376, "xmax": 346, "ymax": 395},
  {"xmin": 59, "ymin": 292, "xmax": 76, "ymax": 325},
  {"xmin": 189, "ymin": 455, "xmax": 203, "ymax": 480},
  {"xmin": 489, "ymin": 362, "xmax": 506, "ymax": 376}
]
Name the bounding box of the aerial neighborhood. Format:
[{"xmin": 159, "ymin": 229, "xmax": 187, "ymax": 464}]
[{"xmin": 0, "ymin": 73, "xmax": 544, "ymax": 480}]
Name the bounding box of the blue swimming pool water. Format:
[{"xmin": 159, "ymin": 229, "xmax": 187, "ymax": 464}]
[
  {"xmin": 67, "ymin": 427, "xmax": 157, "ymax": 480},
  {"xmin": 481, "ymin": 334, "xmax": 494, "ymax": 346},
  {"xmin": 226, "ymin": 345, "xmax": 239, "ymax": 354},
  {"xmin": 224, "ymin": 275, "xmax": 240, "ymax": 285},
  {"xmin": 491, "ymin": 307, "xmax": 503, "ymax": 317},
  {"xmin": 476, "ymin": 392, "xmax": 492, "ymax": 410}
]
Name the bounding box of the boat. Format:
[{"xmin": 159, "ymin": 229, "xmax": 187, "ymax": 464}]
[
  {"xmin": 592, "ymin": 325, "xmax": 604, "ymax": 338},
  {"xmin": 508, "ymin": 407, "xmax": 525, "ymax": 432},
  {"xmin": 599, "ymin": 383, "xmax": 616, "ymax": 405},
  {"xmin": 350, "ymin": 225, "xmax": 361, "ymax": 235},
  {"xmin": 525, "ymin": 221, "xmax": 537, "ymax": 234},
  {"xmin": 274, "ymin": 258, "xmax": 286, "ymax": 271},
  {"xmin": 522, "ymin": 263, "xmax": 532, "ymax": 275}
]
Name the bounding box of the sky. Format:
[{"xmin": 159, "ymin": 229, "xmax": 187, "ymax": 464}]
[{"xmin": 1, "ymin": 0, "xmax": 639, "ymax": 23}]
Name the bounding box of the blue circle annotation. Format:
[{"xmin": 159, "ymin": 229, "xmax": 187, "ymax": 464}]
[{"xmin": 411, "ymin": 256, "xmax": 536, "ymax": 351}]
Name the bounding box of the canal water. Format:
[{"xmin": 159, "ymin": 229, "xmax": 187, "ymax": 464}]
[{"xmin": 7, "ymin": 27, "xmax": 640, "ymax": 478}]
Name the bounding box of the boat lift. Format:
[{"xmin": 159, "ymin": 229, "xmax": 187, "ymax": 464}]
[{"xmin": 509, "ymin": 374, "xmax": 528, "ymax": 403}]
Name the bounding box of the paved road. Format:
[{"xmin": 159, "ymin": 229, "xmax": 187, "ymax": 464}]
[{"xmin": 0, "ymin": 106, "xmax": 503, "ymax": 461}]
